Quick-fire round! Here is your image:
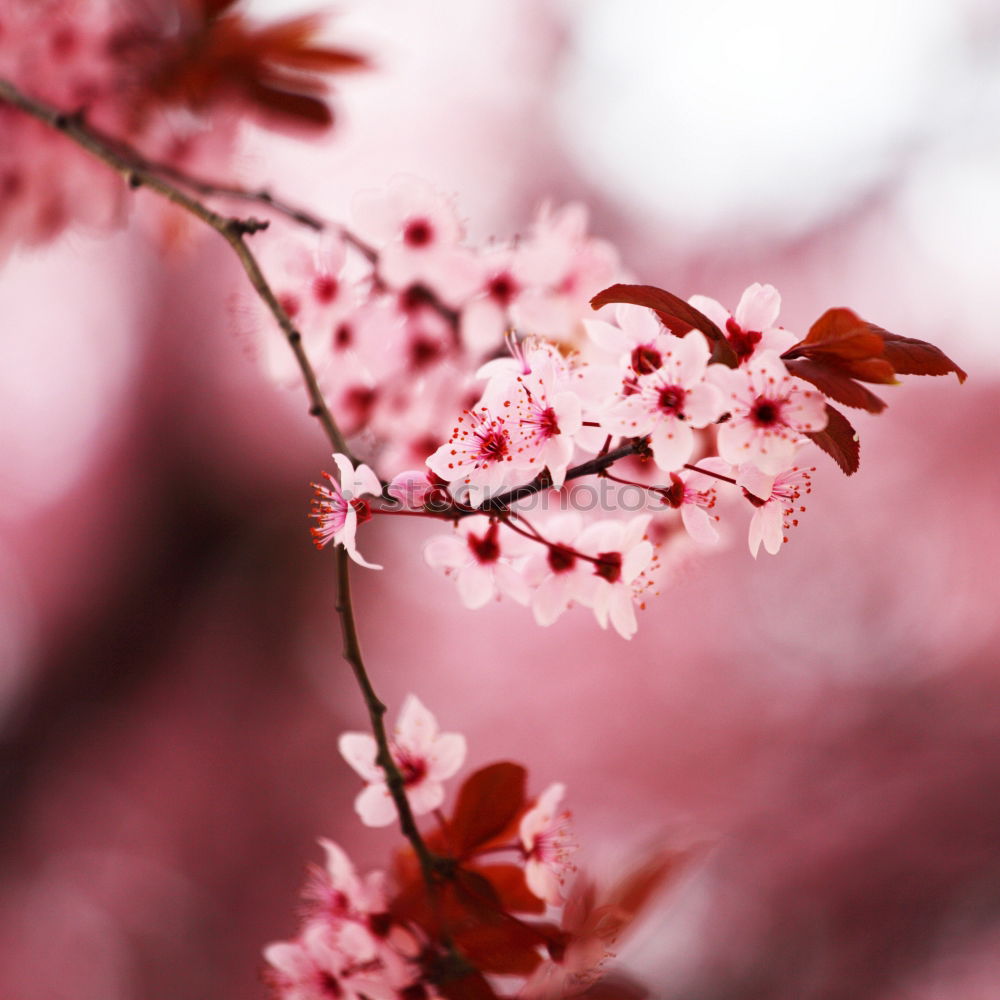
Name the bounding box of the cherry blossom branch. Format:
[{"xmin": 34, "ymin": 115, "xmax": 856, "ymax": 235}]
[
  {"xmin": 460, "ymin": 438, "xmax": 647, "ymax": 517},
  {"xmin": 0, "ymin": 77, "xmax": 354, "ymax": 459},
  {"xmin": 0, "ymin": 76, "xmax": 459, "ymax": 944},
  {"xmin": 334, "ymin": 551, "xmax": 442, "ymax": 878}
]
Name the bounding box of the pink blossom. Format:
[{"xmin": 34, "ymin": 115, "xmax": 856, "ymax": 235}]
[
  {"xmin": 658, "ymin": 470, "xmax": 721, "ymax": 546},
  {"xmin": 574, "ymin": 515, "xmax": 657, "ymax": 640},
  {"xmin": 303, "ymin": 839, "xmax": 388, "ymax": 923},
  {"xmin": 264, "ymin": 918, "xmax": 407, "ymax": 1000},
  {"xmin": 424, "ymin": 515, "xmax": 532, "ymax": 609},
  {"xmin": 689, "ymin": 283, "xmax": 798, "ymax": 364},
  {"xmin": 425, "ymin": 406, "xmax": 524, "ymax": 507},
  {"xmin": 351, "ymin": 176, "xmax": 479, "ymax": 305},
  {"xmin": 520, "ymin": 783, "xmax": 577, "ymax": 905},
  {"xmin": 522, "ymin": 513, "xmax": 591, "ymax": 627},
  {"xmin": 510, "ymin": 202, "xmax": 619, "ymax": 342},
  {"xmin": 479, "ymin": 346, "xmax": 584, "ymax": 489},
  {"xmin": 584, "ymin": 302, "xmax": 672, "ymax": 377},
  {"xmin": 738, "ymin": 463, "xmax": 815, "ymax": 558},
  {"xmin": 338, "ymin": 694, "xmax": 467, "ymax": 827},
  {"xmin": 711, "ymin": 352, "xmax": 828, "ymax": 474},
  {"xmin": 604, "ymin": 333, "xmax": 725, "ymax": 472},
  {"xmin": 459, "ymin": 246, "xmax": 524, "ymax": 353},
  {"xmin": 310, "ymin": 454, "xmax": 383, "ymax": 570}
]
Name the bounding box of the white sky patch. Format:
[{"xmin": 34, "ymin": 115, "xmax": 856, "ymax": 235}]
[{"xmin": 555, "ymin": 0, "xmax": 966, "ymax": 243}]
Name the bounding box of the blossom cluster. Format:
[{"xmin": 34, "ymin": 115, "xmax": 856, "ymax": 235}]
[
  {"xmin": 265, "ymin": 696, "xmax": 676, "ymax": 1000},
  {"xmin": 300, "ymin": 183, "xmax": 963, "ymax": 637}
]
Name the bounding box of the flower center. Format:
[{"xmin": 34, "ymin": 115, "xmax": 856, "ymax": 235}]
[
  {"xmin": 487, "ymin": 272, "xmax": 518, "ymax": 305},
  {"xmin": 726, "ymin": 317, "xmax": 763, "ymax": 362},
  {"xmin": 313, "ymin": 274, "xmax": 339, "ymax": 303},
  {"xmin": 657, "ymin": 385, "xmax": 686, "ymax": 415},
  {"xmin": 410, "ymin": 334, "xmax": 444, "ymax": 369},
  {"xmin": 594, "ymin": 551, "xmax": 622, "ymax": 583},
  {"xmin": 750, "ymin": 397, "xmax": 781, "ymax": 426},
  {"xmin": 403, "ymin": 218, "xmax": 434, "ymax": 247},
  {"xmin": 350, "ymin": 497, "xmax": 373, "ymax": 525},
  {"xmin": 631, "ymin": 344, "xmax": 663, "ymax": 375},
  {"xmin": 334, "ymin": 322, "xmax": 352, "ymax": 349},
  {"xmin": 547, "ymin": 545, "xmax": 576, "ymax": 573},
  {"xmin": 474, "ymin": 428, "xmax": 509, "ymax": 463},
  {"xmin": 468, "ymin": 523, "xmax": 501, "ymax": 563}
]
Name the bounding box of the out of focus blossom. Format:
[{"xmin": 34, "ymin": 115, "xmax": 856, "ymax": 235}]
[{"xmin": 338, "ymin": 694, "xmax": 466, "ymax": 827}]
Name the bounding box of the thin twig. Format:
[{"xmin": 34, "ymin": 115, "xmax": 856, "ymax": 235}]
[
  {"xmin": 458, "ymin": 439, "xmax": 647, "ymax": 518},
  {"xmin": 0, "ymin": 77, "xmax": 453, "ymax": 900},
  {"xmin": 0, "ymin": 78, "xmax": 352, "ymax": 458}
]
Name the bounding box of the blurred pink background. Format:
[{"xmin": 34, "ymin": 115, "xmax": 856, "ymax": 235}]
[{"xmin": 2, "ymin": 1, "xmax": 999, "ymax": 998}]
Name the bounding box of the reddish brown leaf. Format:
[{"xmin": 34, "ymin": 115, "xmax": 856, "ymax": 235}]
[
  {"xmin": 874, "ymin": 327, "xmax": 967, "ymax": 382},
  {"xmin": 449, "ymin": 762, "xmax": 527, "ymax": 858},
  {"xmin": 473, "ymin": 863, "xmax": 546, "ymax": 914},
  {"xmin": 806, "ymin": 404, "xmax": 860, "ymax": 476},
  {"xmin": 590, "ymin": 283, "xmax": 739, "ymax": 367},
  {"xmin": 436, "ymin": 969, "xmax": 500, "ymax": 1000},
  {"xmin": 245, "ymin": 79, "xmax": 332, "ymax": 128},
  {"xmin": 790, "ymin": 308, "xmax": 887, "ymax": 360},
  {"xmin": 783, "ymin": 358, "xmax": 888, "ymax": 413}
]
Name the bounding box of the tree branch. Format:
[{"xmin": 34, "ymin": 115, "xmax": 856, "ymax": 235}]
[
  {"xmin": 0, "ymin": 77, "xmax": 452, "ymax": 908},
  {"xmin": 0, "ymin": 77, "xmax": 353, "ymax": 455}
]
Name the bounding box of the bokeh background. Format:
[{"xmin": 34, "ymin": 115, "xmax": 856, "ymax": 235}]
[{"xmin": 2, "ymin": 1, "xmax": 999, "ymax": 997}]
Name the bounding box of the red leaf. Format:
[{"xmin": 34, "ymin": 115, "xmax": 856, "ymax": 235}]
[
  {"xmin": 790, "ymin": 308, "xmax": 887, "ymax": 361},
  {"xmin": 590, "ymin": 283, "xmax": 739, "ymax": 367},
  {"xmin": 245, "ymin": 79, "xmax": 332, "ymax": 128},
  {"xmin": 783, "ymin": 358, "xmax": 888, "ymax": 413},
  {"xmin": 449, "ymin": 762, "xmax": 527, "ymax": 858},
  {"xmin": 874, "ymin": 327, "xmax": 967, "ymax": 383},
  {"xmin": 471, "ymin": 863, "xmax": 546, "ymax": 915},
  {"xmin": 806, "ymin": 405, "xmax": 860, "ymax": 476},
  {"xmin": 436, "ymin": 970, "xmax": 500, "ymax": 1000}
]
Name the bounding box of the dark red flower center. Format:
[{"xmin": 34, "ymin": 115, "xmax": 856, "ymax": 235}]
[
  {"xmin": 594, "ymin": 551, "xmax": 622, "ymax": 583},
  {"xmin": 750, "ymin": 397, "xmax": 781, "ymax": 426},
  {"xmin": 334, "ymin": 322, "xmax": 352, "ymax": 349},
  {"xmin": 487, "ymin": 272, "xmax": 518, "ymax": 305},
  {"xmin": 631, "ymin": 344, "xmax": 663, "ymax": 375},
  {"xmin": 410, "ymin": 334, "xmax": 443, "ymax": 369},
  {"xmin": 537, "ymin": 406, "xmax": 560, "ymax": 437},
  {"xmin": 313, "ymin": 274, "xmax": 339, "ymax": 304},
  {"xmin": 468, "ymin": 523, "xmax": 501, "ymax": 564},
  {"xmin": 350, "ymin": 497, "xmax": 373, "ymax": 525},
  {"xmin": 548, "ymin": 545, "xmax": 576, "ymax": 573},
  {"xmin": 403, "ymin": 218, "xmax": 434, "ymax": 247},
  {"xmin": 657, "ymin": 385, "xmax": 686, "ymax": 415},
  {"xmin": 726, "ymin": 317, "xmax": 763, "ymax": 362}
]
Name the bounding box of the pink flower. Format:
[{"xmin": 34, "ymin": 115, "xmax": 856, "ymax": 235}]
[
  {"xmin": 522, "ymin": 513, "xmax": 591, "ymax": 627},
  {"xmin": 711, "ymin": 352, "xmax": 828, "ymax": 474},
  {"xmin": 459, "ymin": 245, "xmax": 524, "ymax": 353},
  {"xmin": 584, "ymin": 302, "xmax": 672, "ymax": 377},
  {"xmin": 574, "ymin": 515, "xmax": 657, "ymax": 640},
  {"xmin": 510, "ymin": 202, "xmax": 619, "ymax": 342},
  {"xmin": 352, "ymin": 175, "xmax": 479, "ymax": 305},
  {"xmin": 604, "ymin": 333, "xmax": 725, "ymax": 472},
  {"xmin": 338, "ymin": 695, "xmax": 467, "ymax": 828},
  {"xmin": 310, "ymin": 455, "xmax": 384, "ymax": 569},
  {"xmin": 425, "ymin": 406, "xmax": 524, "ymax": 507},
  {"xmin": 264, "ymin": 918, "xmax": 406, "ymax": 1000},
  {"xmin": 303, "ymin": 839, "xmax": 388, "ymax": 922},
  {"xmin": 520, "ymin": 783, "xmax": 577, "ymax": 905},
  {"xmin": 658, "ymin": 470, "xmax": 721, "ymax": 546},
  {"xmin": 424, "ymin": 516, "xmax": 531, "ymax": 609},
  {"xmin": 688, "ymin": 283, "xmax": 798, "ymax": 364},
  {"xmin": 479, "ymin": 345, "xmax": 584, "ymax": 489},
  {"xmin": 738, "ymin": 463, "xmax": 815, "ymax": 557}
]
